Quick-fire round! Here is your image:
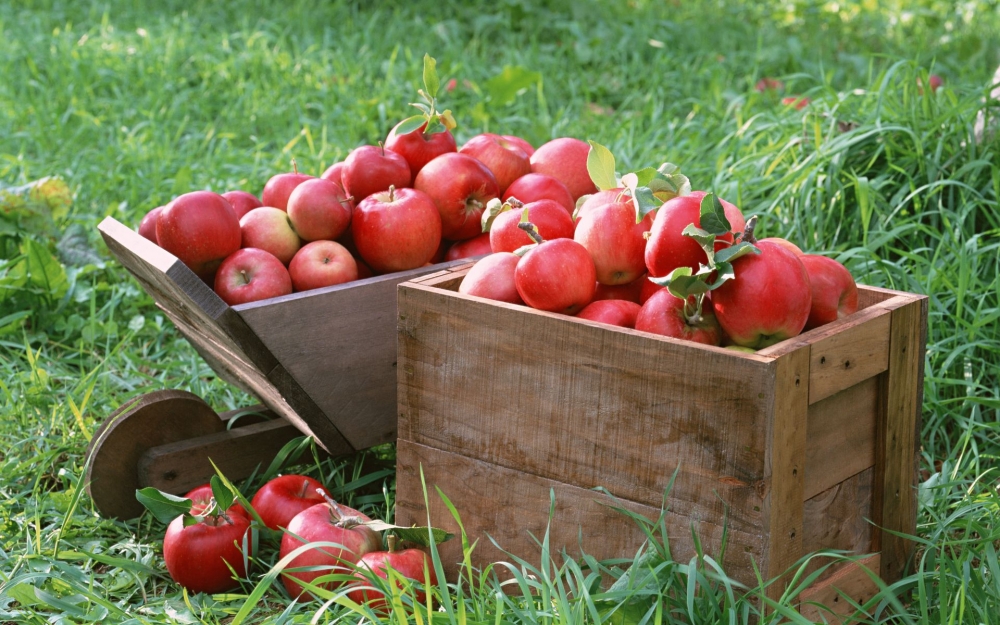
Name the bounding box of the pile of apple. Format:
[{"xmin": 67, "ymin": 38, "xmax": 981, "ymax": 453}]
[
  {"xmin": 459, "ymin": 142, "xmax": 859, "ymax": 351},
  {"xmin": 140, "ymin": 474, "xmax": 438, "ymax": 609}
]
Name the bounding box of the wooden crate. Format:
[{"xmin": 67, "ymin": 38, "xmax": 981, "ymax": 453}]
[{"xmin": 395, "ymin": 263, "xmax": 926, "ymax": 616}]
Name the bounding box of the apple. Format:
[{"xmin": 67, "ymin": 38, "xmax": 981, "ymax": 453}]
[
  {"xmin": 250, "ymin": 474, "xmax": 327, "ymax": 531},
  {"xmin": 635, "ymin": 289, "xmax": 722, "ymax": 346},
  {"xmin": 163, "ymin": 504, "xmax": 253, "ymax": 594},
  {"xmin": 279, "ymin": 500, "xmax": 380, "ymax": 600},
  {"xmin": 574, "ymin": 200, "xmax": 653, "ymax": 285},
  {"xmin": 414, "ymin": 153, "xmax": 499, "ymax": 241},
  {"xmin": 458, "ymin": 252, "xmax": 523, "ymax": 304},
  {"xmin": 490, "ymin": 199, "xmax": 575, "ymax": 254},
  {"xmin": 288, "ymin": 240, "xmax": 358, "ymax": 291},
  {"xmin": 262, "ymin": 171, "xmax": 315, "ymax": 211},
  {"xmin": 240, "ymin": 207, "xmax": 303, "ymax": 265},
  {"xmin": 287, "ymin": 178, "xmax": 353, "ymax": 242},
  {"xmin": 445, "ymin": 233, "xmax": 492, "ymax": 261},
  {"xmin": 593, "ymin": 274, "xmax": 645, "ymax": 304},
  {"xmin": 355, "ymin": 257, "xmax": 374, "ymax": 279},
  {"xmin": 758, "ymin": 237, "xmax": 803, "ymax": 256},
  {"xmin": 639, "ymin": 276, "xmax": 665, "ymax": 304},
  {"xmin": 138, "ymin": 206, "xmax": 162, "ymax": 243},
  {"xmin": 352, "ymin": 186, "xmax": 442, "ymax": 273},
  {"xmin": 184, "ymin": 483, "xmax": 248, "ymax": 518},
  {"xmin": 222, "ymin": 191, "xmax": 264, "ymax": 220},
  {"xmin": 712, "ymin": 239, "xmax": 812, "ymax": 348},
  {"xmin": 156, "ymin": 191, "xmax": 242, "ymax": 281},
  {"xmin": 501, "ymin": 134, "xmax": 534, "ymax": 157},
  {"xmin": 384, "ymin": 120, "xmax": 457, "ymax": 178},
  {"xmin": 574, "ymin": 188, "xmax": 624, "ymax": 224},
  {"xmin": 459, "ymin": 133, "xmax": 531, "ymax": 194},
  {"xmin": 529, "ymin": 138, "xmax": 597, "ymax": 200},
  {"xmin": 502, "ymin": 173, "xmax": 575, "ymax": 214},
  {"xmin": 800, "ymin": 255, "xmax": 858, "ymax": 330},
  {"xmin": 320, "ymin": 161, "xmax": 346, "ymax": 187},
  {"xmin": 214, "ymin": 248, "xmax": 293, "ymax": 305},
  {"xmin": 341, "ymin": 145, "xmax": 412, "ymax": 205},
  {"xmin": 755, "ymin": 77, "xmax": 784, "ymax": 92},
  {"xmin": 644, "ymin": 191, "xmax": 745, "ymax": 278},
  {"xmin": 782, "ymin": 96, "xmax": 810, "ymax": 110},
  {"xmin": 918, "ymin": 74, "xmax": 944, "ymax": 94},
  {"xmin": 576, "ymin": 300, "xmax": 641, "ymax": 328},
  {"xmin": 347, "ymin": 538, "xmax": 438, "ymax": 613},
  {"xmin": 515, "ymin": 238, "xmax": 597, "ymax": 314}
]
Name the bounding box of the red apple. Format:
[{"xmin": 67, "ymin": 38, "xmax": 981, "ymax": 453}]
[
  {"xmin": 184, "ymin": 483, "xmax": 248, "ymax": 518},
  {"xmin": 163, "ymin": 506, "xmax": 253, "ymax": 594},
  {"xmin": 529, "ymin": 138, "xmax": 597, "ymax": 201},
  {"xmin": 800, "ymin": 255, "xmax": 858, "ymax": 330},
  {"xmin": 574, "ymin": 200, "xmax": 653, "ymax": 285},
  {"xmin": 501, "ymin": 134, "xmax": 534, "ymax": 157},
  {"xmin": 576, "ymin": 300, "xmax": 641, "ymax": 328},
  {"xmin": 593, "ymin": 274, "xmax": 645, "ymax": 304},
  {"xmin": 712, "ymin": 240, "xmax": 812, "ymax": 348},
  {"xmin": 262, "ymin": 171, "xmax": 315, "ymax": 211},
  {"xmin": 515, "ymin": 238, "xmax": 596, "ymax": 314},
  {"xmin": 214, "ymin": 248, "xmax": 293, "ymax": 305},
  {"xmin": 240, "ymin": 207, "xmax": 302, "ymax": 265},
  {"xmin": 138, "ymin": 206, "xmax": 162, "ymax": 243},
  {"xmin": 157, "ymin": 191, "xmax": 242, "ymax": 280},
  {"xmin": 348, "ymin": 540, "xmax": 438, "ymax": 613},
  {"xmin": 645, "ymin": 192, "xmax": 745, "ymax": 278},
  {"xmin": 287, "ymin": 178, "xmax": 353, "ymax": 242},
  {"xmin": 320, "ymin": 161, "xmax": 346, "ymax": 186},
  {"xmin": 384, "ymin": 120, "xmax": 457, "ymax": 178},
  {"xmin": 352, "ymin": 187, "xmax": 442, "ymax": 273},
  {"xmin": 490, "ymin": 199, "xmax": 575, "ymax": 254},
  {"xmin": 288, "ymin": 240, "xmax": 358, "ymax": 291},
  {"xmin": 459, "ymin": 133, "xmax": 531, "ymax": 194},
  {"xmin": 355, "ymin": 257, "xmax": 374, "ymax": 279},
  {"xmin": 755, "ymin": 77, "xmax": 784, "ymax": 92},
  {"xmin": 782, "ymin": 96, "xmax": 810, "ymax": 110},
  {"xmin": 279, "ymin": 501, "xmax": 380, "ymax": 600},
  {"xmin": 414, "ymin": 153, "xmax": 500, "ymax": 241},
  {"xmin": 918, "ymin": 74, "xmax": 944, "ymax": 94},
  {"xmin": 250, "ymin": 474, "xmax": 327, "ymax": 531},
  {"xmin": 574, "ymin": 188, "xmax": 625, "ymax": 224},
  {"xmin": 635, "ymin": 290, "xmax": 722, "ymax": 346},
  {"xmin": 445, "ymin": 233, "xmax": 492, "ymax": 261},
  {"xmin": 341, "ymin": 145, "xmax": 412, "ymax": 204},
  {"xmin": 639, "ymin": 276, "xmax": 664, "ymax": 304},
  {"xmin": 758, "ymin": 237, "xmax": 803, "ymax": 256},
  {"xmin": 503, "ymin": 173, "xmax": 575, "ymax": 214},
  {"xmin": 458, "ymin": 253, "xmax": 523, "ymax": 304},
  {"xmin": 222, "ymin": 191, "xmax": 264, "ymax": 220}
]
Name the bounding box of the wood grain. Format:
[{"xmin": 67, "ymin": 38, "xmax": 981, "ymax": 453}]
[
  {"xmin": 798, "ymin": 554, "xmax": 882, "ymax": 624},
  {"xmin": 398, "ymin": 281, "xmax": 776, "ymax": 537},
  {"xmin": 805, "ymin": 378, "xmax": 877, "ymax": 499},
  {"xmin": 802, "ymin": 468, "xmax": 874, "ymax": 580},
  {"xmin": 395, "ymin": 439, "xmax": 765, "ymax": 585},
  {"xmin": 808, "ymin": 307, "xmax": 891, "ymax": 404}
]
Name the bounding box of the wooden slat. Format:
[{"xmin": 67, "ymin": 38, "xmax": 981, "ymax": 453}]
[
  {"xmin": 857, "ymin": 285, "xmax": 912, "ymax": 308},
  {"xmin": 395, "ymin": 439, "xmax": 765, "ymax": 585},
  {"xmin": 872, "ymin": 297, "xmax": 926, "ymax": 583},
  {"xmin": 805, "ymin": 378, "xmax": 877, "ymax": 499},
  {"xmin": 802, "ymin": 468, "xmax": 874, "ymax": 579},
  {"xmin": 808, "ymin": 307, "xmax": 891, "ymax": 404},
  {"xmin": 798, "ymin": 554, "xmax": 882, "ymax": 624},
  {"xmin": 761, "ymin": 346, "xmax": 809, "ymax": 598},
  {"xmin": 397, "ymin": 281, "xmax": 775, "ymax": 538}
]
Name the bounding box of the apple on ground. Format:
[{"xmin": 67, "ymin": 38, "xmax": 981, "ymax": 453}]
[
  {"xmin": 240, "ymin": 207, "xmax": 302, "ymax": 265},
  {"xmin": 347, "ymin": 536, "xmax": 438, "ymax": 614},
  {"xmin": 529, "ymin": 138, "xmax": 597, "ymax": 200},
  {"xmin": 490, "ymin": 199, "xmax": 574, "ymax": 254},
  {"xmin": 341, "ymin": 145, "xmax": 412, "ymax": 205},
  {"xmin": 574, "ymin": 200, "xmax": 653, "ymax": 285},
  {"xmin": 459, "ymin": 133, "xmax": 531, "ymax": 194},
  {"xmin": 214, "ymin": 248, "xmax": 293, "ymax": 305},
  {"xmin": 576, "ymin": 300, "xmax": 642, "ymax": 328},
  {"xmin": 352, "ymin": 186, "xmax": 442, "ymax": 273},
  {"xmin": 755, "ymin": 77, "xmax": 784, "ymax": 92},
  {"xmin": 184, "ymin": 483, "xmax": 248, "ymax": 518},
  {"xmin": 262, "ymin": 170, "xmax": 315, "ymax": 211},
  {"xmin": 222, "ymin": 190, "xmax": 264, "ymax": 220},
  {"xmin": 157, "ymin": 191, "xmax": 242, "ymax": 281},
  {"xmin": 250, "ymin": 474, "xmax": 328, "ymax": 531},
  {"xmin": 414, "ymin": 152, "xmax": 499, "ymax": 241},
  {"xmin": 163, "ymin": 501, "xmax": 253, "ymax": 594},
  {"xmin": 138, "ymin": 206, "xmax": 162, "ymax": 243},
  {"xmin": 445, "ymin": 233, "xmax": 492, "ymax": 261},
  {"xmin": 458, "ymin": 253, "xmax": 523, "ymax": 304},
  {"xmin": 515, "ymin": 237, "xmax": 597, "ymax": 314},
  {"xmin": 800, "ymin": 255, "xmax": 858, "ymax": 330},
  {"xmin": 287, "ymin": 178, "xmax": 353, "ymax": 242},
  {"xmin": 502, "ymin": 173, "xmax": 575, "ymax": 214},
  {"xmin": 288, "ymin": 240, "xmax": 358, "ymax": 292},
  {"xmin": 384, "ymin": 120, "xmax": 457, "ymax": 178},
  {"xmin": 635, "ymin": 290, "xmax": 722, "ymax": 346},
  {"xmin": 644, "ymin": 191, "xmax": 745, "ymax": 278}
]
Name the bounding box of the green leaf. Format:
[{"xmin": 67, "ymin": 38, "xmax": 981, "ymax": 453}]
[
  {"xmin": 631, "ymin": 167, "xmax": 658, "ymax": 188},
  {"xmin": 699, "ymin": 192, "xmax": 732, "ymax": 236},
  {"xmin": 648, "ymin": 267, "xmax": 708, "ymax": 301},
  {"xmin": 707, "ymin": 261, "xmax": 735, "ymax": 288},
  {"xmin": 57, "ymin": 224, "xmax": 102, "ymax": 267},
  {"xmin": 481, "ymin": 198, "xmax": 511, "ymax": 232},
  {"xmin": 393, "ymin": 114, "xmax": 426, "ymax": 137},
  {"xmin": 208, "ymin": 458, "xmax": 267, "ymax": 527},
  {"xmin": 681, "ymin": 223, "xmax": 717, "ymax": 260},
  {"xmin": 586, "ymin": 141, "xmax": 617, "ymax": 191},
  {"xmin": 22, "ymin": 238, "xmax": 69, "ymax": 300},
  {"xmin": 714, "ymin": 241, "xmax": 760, "ymax": 265},
  {"xmin": 135, "ymin": 487, "xmax": 191, "ymax": 524},
  {"xmin": 361, "ymin": 519, "xmax": 454, "ymax": 547},
  {"xmin": 422, "ymin": 54, "xmax": 440, "ymax": 100},
  {"xmin": 0, "ymin": 310, "xmax": 31, "ymax": 335},
  {"xmin": 513, "ymin": 243, "xmax": 537, "ymax": 257},
  {"xmin": 0, "ymin": 176, "xmax": 72, "ymax": 237},
  {"xmin": 484, "ymin": 65, "xmax": 541, "ymax": 106},
  {"xmin": 211, "ymin": 475, "xmax": 234, "ymax": 512},
  {"xmin": 632, "ymin": 186, "xmax": 660, "ymax": 222},
  {"xmin": 648, "ymin": 163, "xmax": 691, "ymax": 202}
]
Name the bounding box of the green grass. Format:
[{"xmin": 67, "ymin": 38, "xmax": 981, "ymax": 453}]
[{"xmin": 2, "ymin": 0, "xmax": 1000, "ymax": 622}]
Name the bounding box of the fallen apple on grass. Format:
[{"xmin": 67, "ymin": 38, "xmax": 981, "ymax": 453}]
[
  {"xmin": 347, "ymin": 535, "xmax": 437, "ymax": 614},
  {"xmin": 251, "ymin": 474, "xmax": 328, "ymax": 531}
]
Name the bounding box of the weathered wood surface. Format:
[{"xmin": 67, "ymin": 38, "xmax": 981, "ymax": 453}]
[
  {"xmin": 805, "ymin": 378, "xmax": 877, "ymax": 500},
  {"xmin": 807, "ymin": 307, "xmax": 890, "ymax": 404},
  {"xmin": 798, "ymin": 554, "xmax": 882, "ymax": 623},
  {"xmin": 803, "ymin": 468, "xmax": 874, "ymax": 579}
]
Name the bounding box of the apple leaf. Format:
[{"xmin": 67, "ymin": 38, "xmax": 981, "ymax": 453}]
[
  {"xmin": 648, "ymin": 164, "xmax": 691, "ymax": 202},
  {"xmin": 394, "ymin": 114, "xmax": 426, "ymax": 137},
  {"xmin": 438, "ymin": 109, "xmax": 457, "ymax": 131},
  {"xmin": 513, "ymin": 243, "xmax": 537, "ymax": 257},
  {"xmin": 481, "ymin": 198, "xmax": 511, "ymax": 232},
  {"xmin": 135, "ymin": 487, "xmax": 191, "ymax": 524},
  {"xmin": 681, "ymin": 223, "xmax": 716, "ymax": 261},
  {"xmin": 632, "ymin": 186, "xmax": 660, "ymax": 222},
  {"xmin": 361, "ymin": 520, "xmax": 454, "ymax": 547},
  {"xmin": 707, "ymin": 261, "xmax": 736, "ymax": 289},
  {"xmin": 586, "ymin": 141, "xmax": 618, "ymax": 191},
  {"xmin": 714, "ymin": 241, "xmax": 760, "ymax": 265},
  {"xmin": 422, "ymin": 54, "xmax": 440, "ymax": 100},
  {"xmin": 210, "ymin": 475, "xmax": 235, "ymax": 512},
  {"xmin": 208, "ymin": 458, "xmax": 267, "ymax": 528},
  {"xmin": 631, "ymin": 167, "xmax": 658, "ymax": 188},
  {"xmin": 699, "ymin": 193, "xmax": 732, "ymax": 236},
  {"xmin": 649, "ymin": 266, "xmax": 711, "ymax": 301},
  {"xmin": 484, "ymin": 65, "xmax": 541, "ymax": 106}
]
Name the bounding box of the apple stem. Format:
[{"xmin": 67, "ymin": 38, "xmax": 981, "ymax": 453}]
[
  {"xmin": 387, "ymin": 185, "xmax": 396, "ymax": 202},
  {"xmin": 291, "ymin": 158, "xmax": 299, "ymax": 175},
  {"xmin": 683, "ymin": 294, "xmax": 705, "ymax": 327},
  {"xmin": 506, "ymin": 197, "xmax": 524, "ymax": 210},
  {"xmin": 388, "ymin": 534, "xmax": 398, "ymax": 553},
  {"xmin": 317, "ymin": 488, "xmax": 347, "ymax": 520},
  {"xmin": 298, "ymin": 479, "xmax": 310, "ymax": 499},
  {"xmin": 378, "ymin": 141, "xmax": 385, "ymax": 157},
  {"xmin": 517, "ymin": 220, "xmax": 545, "ymax": 245},
  {"xmin": 742, "ymin": 215, "xmax": 759, "ymax": 245}
]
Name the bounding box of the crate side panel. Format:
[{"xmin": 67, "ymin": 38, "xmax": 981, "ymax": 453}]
[
  {"xmin": 802, "ymin": 467, "xmax": 874, "ymax": 580},
  {"xmin": 398, "ymin": 285, "xmax": 773, "ymax": 537},
  {"xmin": 798, "ymin": 554, "xmax": 882, "ymax": 623},
  {"xmin": 809, "ymin": 308, "xmax": 891, "ymax": 404},
  {"xmin": 396, "ymin": 439, "xmax": 765, "ymax": 586},
  {"xmin": 805, "ymin": 377, "xmax": 877, "ymax": 499}
]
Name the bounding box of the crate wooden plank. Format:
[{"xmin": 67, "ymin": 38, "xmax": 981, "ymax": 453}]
[
  {"xmin": 395, "ymin": 439, "xmax": 764, "ymax": 584},
  {"xmin": 802, "ymin": 468, "xmax": 874, "ymax": 579},
  {"xmin": 798, "ymin": 554, "xmax": 882, "ymax": 624},
  {"xmin": 808, "ymin": 307, "xmax": 890, "ymax": 405},
  {"xmin": 398, "ymin": 282, "xmax": 776, "ymax": 538},
  {"xmin": 761, "ymin": 346, "xmax": 809, "ymax": 598},
  {"xmin": 805, "ymin": 378, "xmax": 877, "ymax": 499},
  {"xmin": 873, "ymin": 296, "xmax": 926, "ymax": 583}
]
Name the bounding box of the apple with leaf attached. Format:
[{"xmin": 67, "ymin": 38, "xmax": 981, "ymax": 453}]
[{"xmin": 385, "ymin": 55, "xmax": 458, "ymax": 177}]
